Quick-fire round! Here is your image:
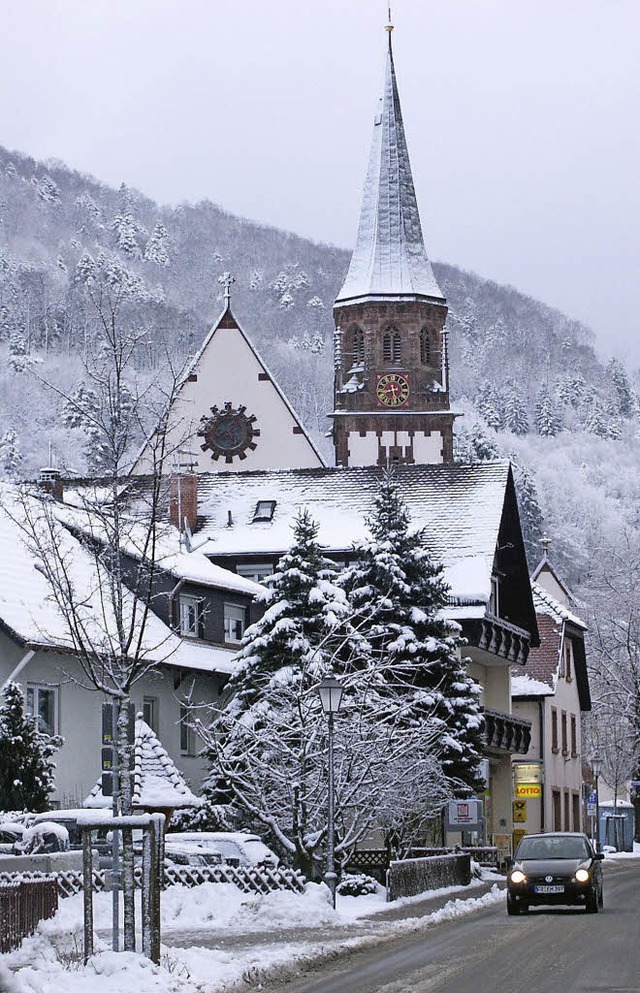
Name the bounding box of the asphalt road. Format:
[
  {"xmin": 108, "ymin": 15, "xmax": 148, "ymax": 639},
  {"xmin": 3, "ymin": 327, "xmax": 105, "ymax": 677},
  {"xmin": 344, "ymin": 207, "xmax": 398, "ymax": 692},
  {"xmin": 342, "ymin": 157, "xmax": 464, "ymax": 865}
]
[{"xmin": 273, "ymin": 861, "xmax": 640, "ymax": 993}]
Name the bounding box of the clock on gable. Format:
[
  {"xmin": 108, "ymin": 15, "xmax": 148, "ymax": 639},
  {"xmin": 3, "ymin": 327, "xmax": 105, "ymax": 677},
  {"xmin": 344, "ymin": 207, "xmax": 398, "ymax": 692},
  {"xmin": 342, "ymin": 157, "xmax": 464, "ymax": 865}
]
[
  {"xmin": 376, "ymin": 372, "xmax": 410, "ymax": 407},
  {"xmin": 198, "ymin": 402, "xmax": 260, "ymax": 463}
]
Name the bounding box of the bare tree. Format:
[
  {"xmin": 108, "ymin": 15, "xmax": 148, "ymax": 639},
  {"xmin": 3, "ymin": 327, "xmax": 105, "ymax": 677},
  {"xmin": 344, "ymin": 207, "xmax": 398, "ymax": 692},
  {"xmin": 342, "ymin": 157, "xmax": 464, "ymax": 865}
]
[{"xmin": 8, "ymin": 251, "xmax": 190, "ymax": 949}]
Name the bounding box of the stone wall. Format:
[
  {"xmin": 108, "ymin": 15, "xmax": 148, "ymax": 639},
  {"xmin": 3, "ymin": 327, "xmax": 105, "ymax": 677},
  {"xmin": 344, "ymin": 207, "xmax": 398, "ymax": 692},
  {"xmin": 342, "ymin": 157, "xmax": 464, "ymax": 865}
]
[{"xmin": 386, "ymin": 852, "xmax": 471, "ymax": 902}]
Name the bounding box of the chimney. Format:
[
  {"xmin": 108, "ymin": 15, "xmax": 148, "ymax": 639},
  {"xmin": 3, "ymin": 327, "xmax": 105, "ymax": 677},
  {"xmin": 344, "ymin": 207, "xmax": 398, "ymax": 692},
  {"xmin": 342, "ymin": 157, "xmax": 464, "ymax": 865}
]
[
  {"xmin": 38, "ymin": 467, "xmax": 64, "ymax": 501},
  {"xmin": 169, "ymin": 473, "xmax": 198, "ymax": 534}
]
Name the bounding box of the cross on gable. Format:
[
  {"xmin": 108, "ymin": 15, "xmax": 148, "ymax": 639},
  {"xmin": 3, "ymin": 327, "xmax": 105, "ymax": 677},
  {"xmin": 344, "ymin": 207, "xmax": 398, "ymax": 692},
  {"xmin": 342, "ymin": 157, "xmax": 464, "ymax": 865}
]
[{"xmin": 218, "ymin": 271, "xmax": 236, "ymax": 303}]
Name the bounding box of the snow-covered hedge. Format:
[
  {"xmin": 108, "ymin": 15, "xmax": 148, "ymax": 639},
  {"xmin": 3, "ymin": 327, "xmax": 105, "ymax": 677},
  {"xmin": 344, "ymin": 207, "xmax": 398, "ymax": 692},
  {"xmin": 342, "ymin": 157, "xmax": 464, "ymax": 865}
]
[{"xmin": 386, "ymin": 853, "xmax": 471, "ymax": 902}]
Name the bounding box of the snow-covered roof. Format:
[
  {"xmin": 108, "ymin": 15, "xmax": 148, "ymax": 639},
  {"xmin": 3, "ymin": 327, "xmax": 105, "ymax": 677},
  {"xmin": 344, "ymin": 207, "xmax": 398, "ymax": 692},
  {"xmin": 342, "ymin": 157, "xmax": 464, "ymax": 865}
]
[
  {"xmin": 85, "ymin": 718, "xmax": 201, "ymax": 810},
  {"xmin": 0, "ymin": 484, "xmax": 239, "ymax": 677},
  {"xmin": 511, "ymin": 673, "xmax": 554, "ymax": 698},
  {"xmin": 335, "ymin": 33, "xmax": 444, "ymax": 308},
  {"xmin": 180, "ymin": 461, "xmax": 515, "ymax": 608},
  {"xmin": 532, "ymin": 581, "xmax": 587, "ymax": 630}
]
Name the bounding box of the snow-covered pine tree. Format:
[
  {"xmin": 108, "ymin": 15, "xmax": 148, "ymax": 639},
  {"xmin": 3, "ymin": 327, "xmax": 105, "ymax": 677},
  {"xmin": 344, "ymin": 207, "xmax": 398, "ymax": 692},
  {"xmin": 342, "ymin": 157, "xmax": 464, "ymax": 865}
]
[
  {"xmin": 511, "ymin": 458, "xmax": 545, "ymax": 566},
  {"xmin": 144, "ymin": 221, "xmax": 170, "ymax": 267},
  {"xmin": 0, "ymin": 428, "xmax": 23, "ymax": 480},
  {"xmin": 340, "ymin": 472, "xmax": 485, "ymax": 794},
  {"xmin": 110, "ymin": 183, "xmax": 143, "ymax": 258},
  {"xmin": 203, "ymin": 509, "xmax": 355, "ymax": 872},
  {"xmin": 534, "ymin": 384, "xmax": 562, "ymax": 437},
  {"xmin": 454, "ymin": 420, "xmax": 500, "ymax": 463},
  {"xmin": 476, "ymin": 382, "xmax": 505, "ymax": 431},
  {"xmin": 0, "ymin": 682, "xmax": 62, "ymax": 812},
  {"xmin": 607, "ymin": 358, "xmax": 636, "ymax": 418},
  {"xmin": 504, "ymin": 381, "xmax": 529, "ymax": 435}
]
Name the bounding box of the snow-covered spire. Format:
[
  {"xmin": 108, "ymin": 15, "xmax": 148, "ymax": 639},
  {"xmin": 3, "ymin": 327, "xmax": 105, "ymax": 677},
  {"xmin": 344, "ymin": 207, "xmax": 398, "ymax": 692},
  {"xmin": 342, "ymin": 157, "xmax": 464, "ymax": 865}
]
[{"xmin": 335, "ymin": 28, "xmax": 444, "ymax": 308}]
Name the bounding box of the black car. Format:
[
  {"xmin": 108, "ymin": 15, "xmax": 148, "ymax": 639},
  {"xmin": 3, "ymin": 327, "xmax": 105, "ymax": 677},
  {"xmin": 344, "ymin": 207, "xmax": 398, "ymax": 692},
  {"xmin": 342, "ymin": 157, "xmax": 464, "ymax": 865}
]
[{"xmin": 507, "ymin": 832, "xmax": 604, "ymax": 915}]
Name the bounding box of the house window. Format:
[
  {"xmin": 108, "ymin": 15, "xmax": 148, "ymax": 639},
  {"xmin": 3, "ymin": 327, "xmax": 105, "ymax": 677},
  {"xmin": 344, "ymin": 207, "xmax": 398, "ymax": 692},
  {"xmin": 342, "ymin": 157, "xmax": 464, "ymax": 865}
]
[
  {"xmin": 561, "ymin": 711, "xmax": 568, "ymax": 755},
  {"xmin": 572, "ymin": 792, "xmax": 581, "ymax": 832},
  {"xmin": 252, "ymin": 500, "xmax": 276, "ymax": 523},
  {"xmin": 26, "ymin": 684, "xmax": 58, "ymax": 736},
  {"xmin": 237, "ymin": 563, "xmax": 274, "ymax": 583},
  {"xmin": 179, "ymin": 594, "xmax": 201, "ymax": 637},
  {"xmin": 420, "ymin": 327, "xmax": 431, "ymax": 365},
  {"xmin": 224, "ymin": 604, "xmax": 246, "ymax": 643},
  {"xmin": 179, "ymin": 705, "xmax": 196, "ymax": 756},
  {"xmin": 489, "ymin": 577, "xmax": 500, "ymax": 617},
  {"xmin": 563, "ymin": 790, "xmax": 570, "ymax": 831},
  {"xmin": 564, "ymin": 641, "xmax": 572, "ymax": 681},
  {"xmin": 382, "ymin": 327, "xmax": 402, "ymax": 364},
  {"xmin": 551, "ymin": 707, "xmax": 559, "ymax": 753},
  {"xmin": 570, "ymin": 714, "xmax": 577, "ymax": 757},
  {"xmin": 552, "ymin": 789, "xmax": 561, "ymax": 831},
  {"xmin": 143, "ymin": 696, "xmax": 158, "ymax": 733}
]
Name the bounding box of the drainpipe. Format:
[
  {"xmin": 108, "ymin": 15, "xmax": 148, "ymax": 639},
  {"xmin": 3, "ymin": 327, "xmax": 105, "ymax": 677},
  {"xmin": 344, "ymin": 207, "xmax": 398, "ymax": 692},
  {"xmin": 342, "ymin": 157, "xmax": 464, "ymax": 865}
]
[
  {"xmin": 539, "ymin": 698, "xmax": 546, "ymax": 831},
  {"xmin": 1, "ymin": 648, "xmax": 35, "ymax": 693}
]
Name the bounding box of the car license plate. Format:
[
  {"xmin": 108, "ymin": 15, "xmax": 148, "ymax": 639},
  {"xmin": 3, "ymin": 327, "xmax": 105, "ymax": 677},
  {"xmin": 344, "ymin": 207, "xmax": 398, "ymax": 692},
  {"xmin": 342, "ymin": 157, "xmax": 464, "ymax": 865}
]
[{"xmin": 534, "ymin": 885, "xmax": 564, "ymax": 894}]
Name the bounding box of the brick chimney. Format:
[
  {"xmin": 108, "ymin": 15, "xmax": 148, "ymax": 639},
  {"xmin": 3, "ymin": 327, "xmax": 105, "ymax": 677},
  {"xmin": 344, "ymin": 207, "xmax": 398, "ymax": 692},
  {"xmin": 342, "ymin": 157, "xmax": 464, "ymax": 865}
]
[
  {"xmin": 169, "ymin": 473, "xmax": 198, "ymax": 534},
  {"xmin": 38, "ymin": 467, "xmax": 64, "ymax": 501}
]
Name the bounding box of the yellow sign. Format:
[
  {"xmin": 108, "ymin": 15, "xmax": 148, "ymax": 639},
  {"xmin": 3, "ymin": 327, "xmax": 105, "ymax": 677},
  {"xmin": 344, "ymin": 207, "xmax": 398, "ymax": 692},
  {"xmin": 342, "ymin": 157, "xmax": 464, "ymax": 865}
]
[
  {"xmin": 513, "ymin": 799, "xmax": 527, "ymax": 823},
  {"xmin": 515, "ymin": 783, "xmax": 541, "ymax": 799},
  {"xmin": 514, "ymin": 763, "xmax": 543, "ymax": 784},
  {"xmin": 513, "ymin": 829, "xmax": 527, "ymax": 852}
]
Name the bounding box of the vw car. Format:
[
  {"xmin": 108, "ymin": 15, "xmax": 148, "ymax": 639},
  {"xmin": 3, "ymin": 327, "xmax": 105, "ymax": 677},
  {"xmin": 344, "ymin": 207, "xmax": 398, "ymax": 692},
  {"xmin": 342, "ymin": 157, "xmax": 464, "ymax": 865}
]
[{"xmin": 507, "ymin": 832, "xmax": 604, "ymax": 915}]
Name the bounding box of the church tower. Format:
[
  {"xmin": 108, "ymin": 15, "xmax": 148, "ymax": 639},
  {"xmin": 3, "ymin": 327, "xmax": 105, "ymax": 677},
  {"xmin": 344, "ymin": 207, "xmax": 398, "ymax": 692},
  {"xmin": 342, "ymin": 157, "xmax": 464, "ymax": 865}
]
[{"xmin": 331, "ymin": 22, "xmax": 455, "ymax": 468}]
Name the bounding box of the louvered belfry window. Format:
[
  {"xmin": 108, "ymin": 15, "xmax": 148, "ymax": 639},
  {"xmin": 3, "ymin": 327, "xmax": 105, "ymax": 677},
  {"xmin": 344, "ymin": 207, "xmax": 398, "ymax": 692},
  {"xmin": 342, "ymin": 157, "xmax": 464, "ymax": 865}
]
[
  {"xmin": 420, "ymin": 327, "xmax": 431, "ymax": 365},
  {"xmin": 383, "ymin": 327, "xmax": 402, "ymax": 364},
  {"xmin": 351, "ymin": 326, "xmax": 365, "ymax": 365}
]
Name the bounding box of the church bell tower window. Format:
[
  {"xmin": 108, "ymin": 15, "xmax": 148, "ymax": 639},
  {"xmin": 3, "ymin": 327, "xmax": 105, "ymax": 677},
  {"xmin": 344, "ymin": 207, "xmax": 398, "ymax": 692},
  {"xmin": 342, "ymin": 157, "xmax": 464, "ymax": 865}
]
[
  {"xmin": 420, "ymin": 327, "xmax": 431, "ymax": 365},
  {"xmin": 350, "ymin": 326, "xmax": 365, "ymax": 366},
  {"xmin": 383, "ymin": 327, "xmax": 402, "ymax": 365}
]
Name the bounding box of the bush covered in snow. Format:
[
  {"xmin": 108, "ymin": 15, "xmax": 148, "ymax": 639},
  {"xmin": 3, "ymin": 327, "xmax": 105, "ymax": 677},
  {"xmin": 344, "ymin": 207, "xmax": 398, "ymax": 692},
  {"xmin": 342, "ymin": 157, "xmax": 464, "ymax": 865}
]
[{"xmin": 336, "ymin": 873, "xmax": 380, "ymax": 897}]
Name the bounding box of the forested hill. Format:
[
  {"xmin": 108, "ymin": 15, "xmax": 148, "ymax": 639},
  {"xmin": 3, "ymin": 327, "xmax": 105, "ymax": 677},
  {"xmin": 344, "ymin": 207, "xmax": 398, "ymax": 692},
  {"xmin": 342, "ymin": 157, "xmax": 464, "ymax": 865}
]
[{"xmin": 0, "ymin": 144, "xmax": 639, "ymax": 590}]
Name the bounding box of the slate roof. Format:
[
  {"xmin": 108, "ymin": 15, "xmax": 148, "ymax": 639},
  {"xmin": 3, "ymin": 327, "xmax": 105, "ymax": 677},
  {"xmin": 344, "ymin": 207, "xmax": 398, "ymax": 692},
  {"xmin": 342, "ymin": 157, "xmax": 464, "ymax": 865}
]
[
  {"xmin": 335, "ymin": 31, "xmax": 444, "ymax": 307},
  {"xmin": 171, "ymin": 461, "xmax": 521, "ymax": 612},
  {"xmin": 85, "ymin": 718, "xmax": 200, "ymax": 810}
]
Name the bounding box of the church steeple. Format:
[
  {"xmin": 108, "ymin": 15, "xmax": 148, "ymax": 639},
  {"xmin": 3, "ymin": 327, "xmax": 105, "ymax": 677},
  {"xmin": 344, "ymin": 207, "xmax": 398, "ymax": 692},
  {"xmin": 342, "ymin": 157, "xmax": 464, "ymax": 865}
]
[
  {"xmin": 331, "ymin": 24, "xmax": 455, "ymax": 469},
  {"xmin": 335, "ymin": 28, "xmax": 444, "ymax": 307}
]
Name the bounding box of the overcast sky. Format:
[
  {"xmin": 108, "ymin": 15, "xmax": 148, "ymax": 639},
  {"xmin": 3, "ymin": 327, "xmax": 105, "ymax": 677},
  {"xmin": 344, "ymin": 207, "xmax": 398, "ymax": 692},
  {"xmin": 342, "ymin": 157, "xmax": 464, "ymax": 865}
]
[{"xmin": 1, "ymin": 1, "xmax": 638, "ymax": 361}]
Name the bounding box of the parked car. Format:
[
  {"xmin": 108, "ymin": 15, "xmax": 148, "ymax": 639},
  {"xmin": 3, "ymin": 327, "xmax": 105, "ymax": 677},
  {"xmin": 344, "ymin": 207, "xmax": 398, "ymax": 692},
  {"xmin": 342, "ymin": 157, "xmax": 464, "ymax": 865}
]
[
  {"xmin": 0, "ymin": 822, "xmax": 25, "ymax": 854},
  {"xmin": 507, "ymin": 832, "xmax": 604, "ymax": 915},
  {"xmin": 17, "ymin": 821, "xmax": 70, "ymax": 854},
  {"xmin": 164, "ymin": 832, "xmax": 279, "ymax": 868},
  {"xmin": 25, "ymin": 809, "xmax": 113, "ymax": 865},
  {"xmin": 163, "ymin": 846, "xmax": 224, "ymax": 869}
]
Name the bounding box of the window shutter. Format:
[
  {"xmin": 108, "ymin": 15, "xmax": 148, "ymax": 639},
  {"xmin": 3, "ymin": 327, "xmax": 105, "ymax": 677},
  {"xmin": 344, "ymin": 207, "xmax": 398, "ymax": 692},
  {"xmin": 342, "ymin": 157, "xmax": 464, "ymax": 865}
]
[{"xmin": 197, "ymin": 599, "xmax": 206, "ymax": 640}]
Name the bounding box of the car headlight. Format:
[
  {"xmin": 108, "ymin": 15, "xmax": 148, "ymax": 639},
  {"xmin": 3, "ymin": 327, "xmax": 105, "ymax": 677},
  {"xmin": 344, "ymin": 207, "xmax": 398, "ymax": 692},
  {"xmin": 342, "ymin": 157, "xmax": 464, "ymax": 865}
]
[
  {"xmin": 510, "ymin": 869, "xmax": 527, "ymax": 884},
  {"xmin": 575, "ymin": 868, "xmax": 590, "ymax": 883}
]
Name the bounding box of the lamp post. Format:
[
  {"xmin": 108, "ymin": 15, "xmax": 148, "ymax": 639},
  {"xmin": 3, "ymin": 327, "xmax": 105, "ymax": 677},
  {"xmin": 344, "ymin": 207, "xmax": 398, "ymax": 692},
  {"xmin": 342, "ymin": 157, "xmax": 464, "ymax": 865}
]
[
  {"xmin": 591, "ymin": 752, "xmax": 603, "ymax": 853},
  {"xmin": 318, "ymin": 673, "xmax": 344, "ymax": 908}
]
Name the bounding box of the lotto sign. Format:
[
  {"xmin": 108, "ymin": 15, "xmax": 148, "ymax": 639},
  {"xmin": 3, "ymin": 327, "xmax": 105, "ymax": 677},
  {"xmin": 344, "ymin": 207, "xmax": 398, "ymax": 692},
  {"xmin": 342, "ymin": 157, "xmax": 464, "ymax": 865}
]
[{"xmin": 515, "ymin": 783, "xmax": 541, "ymax": 799}]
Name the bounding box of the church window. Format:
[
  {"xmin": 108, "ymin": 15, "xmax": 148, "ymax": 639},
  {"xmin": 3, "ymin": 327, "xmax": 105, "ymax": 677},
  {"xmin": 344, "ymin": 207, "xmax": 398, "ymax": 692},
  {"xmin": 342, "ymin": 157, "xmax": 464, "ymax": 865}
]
[
  {"xmin": 383, "ymin": 327, "xmax": 402, "ymax": 364},
  {"xmin": 420, "ymin": 328, "xmax": 431, "ymax": 365},
  {"xmin": 349, "ymin": 327, "xmax": 365, "ymax": 365}
]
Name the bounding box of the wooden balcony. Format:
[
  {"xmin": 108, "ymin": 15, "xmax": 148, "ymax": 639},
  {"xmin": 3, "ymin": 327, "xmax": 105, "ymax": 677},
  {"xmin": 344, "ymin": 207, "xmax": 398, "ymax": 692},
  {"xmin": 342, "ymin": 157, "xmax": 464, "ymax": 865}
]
[
  {"xmin": 483, "ymin": 707, "xmax": 531, "ymax": 755},
  {"xmin": 462, "ymin": 613, "xmax": 531, "ymax": 666}
]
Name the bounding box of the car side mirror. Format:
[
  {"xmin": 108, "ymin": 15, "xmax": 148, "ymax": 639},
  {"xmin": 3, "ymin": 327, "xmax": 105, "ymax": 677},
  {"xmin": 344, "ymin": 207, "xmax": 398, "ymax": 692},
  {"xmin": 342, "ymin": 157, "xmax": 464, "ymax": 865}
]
[{"xmin": 593, "ymin": 852, "xmax": 605, "ymax": 861}]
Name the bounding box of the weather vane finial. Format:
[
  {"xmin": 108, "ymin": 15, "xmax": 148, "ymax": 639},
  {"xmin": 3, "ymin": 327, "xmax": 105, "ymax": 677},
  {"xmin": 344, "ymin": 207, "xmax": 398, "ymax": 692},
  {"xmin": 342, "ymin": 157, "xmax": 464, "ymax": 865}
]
[
  {"xmin": 385, "ymin": 3, "xmax": 394, "ymax": 32},
  {"xmin": 218, "ymin": 271, "xmax": 235, "ymax": 306}
]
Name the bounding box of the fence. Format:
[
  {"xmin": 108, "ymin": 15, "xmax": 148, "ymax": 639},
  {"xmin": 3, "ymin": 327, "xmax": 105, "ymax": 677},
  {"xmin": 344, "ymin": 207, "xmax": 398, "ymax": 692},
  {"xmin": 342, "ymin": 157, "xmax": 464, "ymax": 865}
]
[
  {"xmin": 0, "ymin": 863, "xmax": 306, "ymax": 900},
  {"xmin": 347, "ymin": 846, "xmax": 499, "ymax": 884},
  {"xmin": 0, "ymin": 877, "xmax": 58, "ymax": 953},
  {"xmin": 386, "ymin": 853, "xmax": 472, "ymax": 902}
]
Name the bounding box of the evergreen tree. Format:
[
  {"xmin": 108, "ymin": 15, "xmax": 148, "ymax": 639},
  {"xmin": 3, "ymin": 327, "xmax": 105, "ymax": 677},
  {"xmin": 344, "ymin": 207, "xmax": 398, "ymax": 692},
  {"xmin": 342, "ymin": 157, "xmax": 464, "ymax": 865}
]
[
  {"xmin": 0, "ymin": 683, "xmax": 62, "ymax": 812},
  {"xmin": 144, "ymin": 221, "xmax": 170, "ymax": 267},
  {"xmin": 534, "ymin": 384, "xmax": 562, "ymax": 437},
  {"xmin": 110, "ymin": 183, "xmax": 144, "ymax": 258},
  {"xmin": 340, "ymin": 473, "xmax": 485, "ymax": 793},
  {"xmin": 511, "ymin": 458, "xmax": 545, "ymax": 566},
  {"xmin": 454, "ymin": 421, "xmax": 500, "ymax": 463},
  {"xmin": 0, "ymin": 428, "xmax": 23, "ymax": 480},
  {"xmin": 607, "ymin": 358, "xmax": 636, "ymax": 418},
  {"xmin": 504, "ymin": 381, "xmax": 529, "ymax": 435},
  {"xmin": 476, "ymin": 382, "xmax": 505, "ymax": 431}
]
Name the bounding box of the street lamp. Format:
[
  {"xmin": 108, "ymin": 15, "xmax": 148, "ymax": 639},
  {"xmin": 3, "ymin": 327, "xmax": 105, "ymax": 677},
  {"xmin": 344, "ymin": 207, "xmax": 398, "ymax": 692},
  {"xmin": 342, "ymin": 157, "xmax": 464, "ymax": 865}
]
[
  {"xmin": 318, "ymin": 673, "xmax": 344, "ymax": 908},
  {"xmin": 591, "ymin": 752, "xmax": 603, "ymax": 853}
]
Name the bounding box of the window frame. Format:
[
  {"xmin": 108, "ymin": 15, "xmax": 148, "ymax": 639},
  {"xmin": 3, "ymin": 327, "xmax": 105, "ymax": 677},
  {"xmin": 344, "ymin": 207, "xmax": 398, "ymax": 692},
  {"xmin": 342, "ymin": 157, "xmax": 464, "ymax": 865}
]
[
  {"xmin": 143, "ymin": 696, "xmax": 159, "ymax": 733},
  {"xmin": 237, "ymin": 563, "xmax": 274, "ymax": 583},
  {"xmin": 252, "ymin": 500, "xmax": 276, "ymax": 523},
  {"xmin": 420, "ymin": 327, "xmax": 431, "ymax": 365},
  {"xmin": 561, "ymin": 710, "xmax": 568, "ymax": 756},
  {"xmin": 382, "ymin": 327, "xmax": 402, "ymax": 365},
  {"xmin": 178, "ymin": 593, "xmax": 201, "ymax": 638},
  {"xmin": 179, "ymin": 704, "xmax": 196, "ymax": 756},
  {"xmin": 551, "ymin": 706, "xmax": 559, "ymax": 753},
  {"xmin": 224, "ymin": 603, "xmax": 246, "ymax": 644},
  {"xmin": 570, "ymin": 713, "xmax": 577, "ymax": 757},
  {"xmin": 26, "ymin": 683, "xmax": 59, "ymax": 736}
]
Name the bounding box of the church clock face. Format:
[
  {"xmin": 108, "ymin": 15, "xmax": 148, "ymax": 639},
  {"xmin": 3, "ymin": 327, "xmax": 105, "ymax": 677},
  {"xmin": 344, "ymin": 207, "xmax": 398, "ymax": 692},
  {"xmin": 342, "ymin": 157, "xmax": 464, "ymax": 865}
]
[
  {"xmin": 376, "ymin": 373, "xmax": 410, "ymax": 407},
  {"xmin": 198, "ymin": 402, "xmax": 260, "ymax": 463}
]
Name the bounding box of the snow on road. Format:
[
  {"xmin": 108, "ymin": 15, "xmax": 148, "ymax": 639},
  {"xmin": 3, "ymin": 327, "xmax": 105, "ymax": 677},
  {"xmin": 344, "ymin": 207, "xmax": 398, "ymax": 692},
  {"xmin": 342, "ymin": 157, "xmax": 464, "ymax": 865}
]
[{"xmin": 2, "ymin": 878, "xmax": 505, "ymax": 993}]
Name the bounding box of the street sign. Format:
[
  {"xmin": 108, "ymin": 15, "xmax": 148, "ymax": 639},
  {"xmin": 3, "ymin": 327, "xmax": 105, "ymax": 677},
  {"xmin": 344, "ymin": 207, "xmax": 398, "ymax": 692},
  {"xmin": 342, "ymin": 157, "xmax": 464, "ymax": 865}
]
[
  {"xmin": 515, "ymin": 783, "xmax": 541, "ymax": 799},
  {"xmin": 513, "ymin": 799, "xmax": 527, "ymax": 823}
]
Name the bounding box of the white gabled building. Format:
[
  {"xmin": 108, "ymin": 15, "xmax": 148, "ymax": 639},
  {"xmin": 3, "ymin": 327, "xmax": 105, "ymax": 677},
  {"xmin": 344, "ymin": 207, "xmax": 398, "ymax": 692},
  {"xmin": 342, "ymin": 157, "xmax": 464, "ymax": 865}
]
[{"xmin": 134, "ymin": 298, "xmax": 325, "ymax": 476}]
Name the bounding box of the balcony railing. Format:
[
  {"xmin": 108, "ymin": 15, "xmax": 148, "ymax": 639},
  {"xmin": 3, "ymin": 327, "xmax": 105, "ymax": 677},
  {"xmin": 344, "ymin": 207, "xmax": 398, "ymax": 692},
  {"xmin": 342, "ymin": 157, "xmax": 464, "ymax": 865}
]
[
  {"xmin": 462, "ymin": 614, "xmax": 531, "ymax": 665},
  {"xmin": 483, "ymin": 707, "xmax": 531, "ymax": 755}
]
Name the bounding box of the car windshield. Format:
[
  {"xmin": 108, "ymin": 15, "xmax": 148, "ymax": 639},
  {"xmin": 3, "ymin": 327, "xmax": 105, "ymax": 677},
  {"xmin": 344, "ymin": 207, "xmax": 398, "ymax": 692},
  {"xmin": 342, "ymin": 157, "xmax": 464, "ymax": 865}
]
[{"xmin": 516, "ymin": 836, "xmax": 591, "ymax": 860}]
